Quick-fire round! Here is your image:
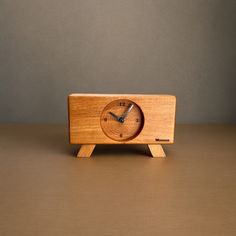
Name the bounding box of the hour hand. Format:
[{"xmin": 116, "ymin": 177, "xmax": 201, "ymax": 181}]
[{"xmin": 109, "ymin": 112, "xmax": 121, "ymax": 123}]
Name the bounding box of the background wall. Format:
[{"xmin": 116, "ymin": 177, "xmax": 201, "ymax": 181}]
[{"xmin": 0, "ymin": 0, "xmax": 235, "ymax": 123}]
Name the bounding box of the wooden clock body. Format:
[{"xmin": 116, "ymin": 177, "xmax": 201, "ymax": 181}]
[{"xmin": 68, "ymin": 94, "xmax": 176, "ymax": 158}]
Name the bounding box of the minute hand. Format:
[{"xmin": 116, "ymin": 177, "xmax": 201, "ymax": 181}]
[{"xmin": 119, "ymin": 104, "xmax": 134, "ymax": 123}]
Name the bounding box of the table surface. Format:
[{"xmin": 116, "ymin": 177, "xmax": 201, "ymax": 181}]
[{"xmin": 0, "ymin": 124, "xmax": 236, "ymax": 236}]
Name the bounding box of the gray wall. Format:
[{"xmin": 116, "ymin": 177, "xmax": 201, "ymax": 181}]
[{"xmin": 1, "ymin": 0, "xmax": 236, "ymax": 123}]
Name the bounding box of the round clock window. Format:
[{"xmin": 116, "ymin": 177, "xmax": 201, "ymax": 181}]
[{"xmin": 100, "ymin": 99, "xmax": 144, "ymax": 141}]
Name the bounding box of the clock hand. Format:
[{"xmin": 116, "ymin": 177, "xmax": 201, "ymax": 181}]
[
  {"xmin": 109, "ymin": 112, "xmax": 121, "ymax": 123},
  {"xmin": 119, "ymin": 104, "xmax": 134, "ymax": 123}
]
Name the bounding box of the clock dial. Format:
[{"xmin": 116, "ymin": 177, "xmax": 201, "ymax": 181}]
[{"xmin": 100, "ymin": 99, "xmax": 144, "ymax": 141}]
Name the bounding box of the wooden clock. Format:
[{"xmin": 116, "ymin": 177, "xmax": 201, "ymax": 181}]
[{"xmin": 68, "ymin": 94, "xmax": 176, "ymax": 158}]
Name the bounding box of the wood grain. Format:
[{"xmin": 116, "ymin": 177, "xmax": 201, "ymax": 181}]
[
  {"xmin": 100, "ymin": 99, "xmax": 144, "ymax": 141},
  {"xmin": 68, "ymin": 94, "xmax": 176, "ymax": 145}
]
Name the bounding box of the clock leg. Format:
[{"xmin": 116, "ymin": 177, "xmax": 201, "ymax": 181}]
[
  {"xmin": 77, "ymin": 145, "xmax": 96, "ymax": 158},
  {"xmin": 148, "ymin": 144, "xmax": 166, "ymax": 158}
]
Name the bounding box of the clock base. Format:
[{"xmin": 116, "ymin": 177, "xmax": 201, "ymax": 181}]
[
  {"xmin": 148, "ymin": 144, "xmax": 166, "ymax": 158},
  {"xmin": 77, "ymin": 145, "xmax": 96, "ymax": 158},
  {"xmin": 76, "ymin": 144, "xmax": 166, "ymax": 158}
]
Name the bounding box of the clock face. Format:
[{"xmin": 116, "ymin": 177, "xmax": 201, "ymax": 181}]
[{"xmin": 100, "ymin": 99, "xmax": 144, "ymax": 141}]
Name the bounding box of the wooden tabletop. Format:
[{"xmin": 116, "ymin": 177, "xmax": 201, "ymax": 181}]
[{"xmin": 0, "ymin": 124, "xmax": 235, "ymax": 236}]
